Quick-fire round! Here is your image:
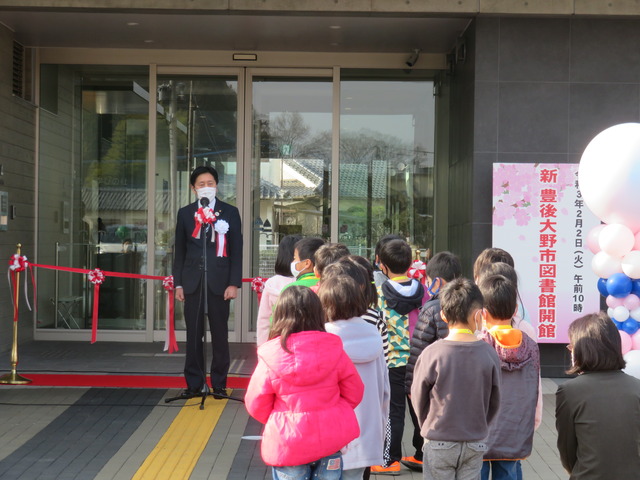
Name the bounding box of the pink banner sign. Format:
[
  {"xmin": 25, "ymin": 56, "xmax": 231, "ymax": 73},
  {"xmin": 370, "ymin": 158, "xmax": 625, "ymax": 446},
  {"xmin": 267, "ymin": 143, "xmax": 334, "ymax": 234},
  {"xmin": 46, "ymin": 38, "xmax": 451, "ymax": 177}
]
[{"xmin": 493, "ymin": 163, "xmax": 600, "ymax": 343}]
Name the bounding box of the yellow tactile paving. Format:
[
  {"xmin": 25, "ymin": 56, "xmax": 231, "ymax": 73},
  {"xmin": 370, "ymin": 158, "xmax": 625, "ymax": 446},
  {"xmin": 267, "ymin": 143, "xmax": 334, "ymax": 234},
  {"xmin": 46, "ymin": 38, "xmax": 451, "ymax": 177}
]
[{"xmin": 132, "ymin": 394, "xmax": 229, "ymax": 480}]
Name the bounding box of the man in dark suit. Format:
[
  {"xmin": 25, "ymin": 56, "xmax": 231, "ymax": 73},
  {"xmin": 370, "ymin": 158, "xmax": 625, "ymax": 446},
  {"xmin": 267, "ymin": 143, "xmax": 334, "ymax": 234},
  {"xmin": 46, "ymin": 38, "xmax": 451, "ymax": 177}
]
[{"xmin": 173, "ymin": 165, "xmax": 243, "ymax": 398}]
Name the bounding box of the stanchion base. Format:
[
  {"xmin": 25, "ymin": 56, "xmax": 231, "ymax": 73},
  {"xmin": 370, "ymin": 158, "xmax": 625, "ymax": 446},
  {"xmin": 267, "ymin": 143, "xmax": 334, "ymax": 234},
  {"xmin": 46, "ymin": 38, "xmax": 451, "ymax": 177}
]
[{"xmin": 0, "ymin": 372, "xmax": 32, "ymax": 384}]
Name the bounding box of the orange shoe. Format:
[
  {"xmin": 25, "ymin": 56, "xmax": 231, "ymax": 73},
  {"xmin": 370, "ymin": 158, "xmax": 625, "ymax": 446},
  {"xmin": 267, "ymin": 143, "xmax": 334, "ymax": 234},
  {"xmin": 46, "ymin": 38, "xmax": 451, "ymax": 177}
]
[
  {"xmin": 400, "ymin": 456, "xmax": 423, "ymax": 471},
  {"xmin": 371, "ymin": 461, "xmax": 401, "ymax": 475}
]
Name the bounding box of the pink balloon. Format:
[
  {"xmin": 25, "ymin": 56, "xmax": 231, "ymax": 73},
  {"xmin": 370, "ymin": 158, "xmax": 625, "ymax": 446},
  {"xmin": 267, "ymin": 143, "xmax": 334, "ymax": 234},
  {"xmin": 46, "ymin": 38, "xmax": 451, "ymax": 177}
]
[
  {"xmin": 632, "ymin": 331, "xmax": 640, "ymax": 351},
  {"xmin": 621, "ymin": 330, "xmax": 633, "ymax": 355},
  {"xmin": 599, "ymin": 223, "xmax": 636, "ymax": 257},
  {"xmin": 591, "ymin": 251, "xmax": 623, "ymax": 278},
  {"xmin": 624, "ymin": 294, "xmax": 640, "ymax": 311},
  {"xmin": 622, "ymin": 251, "xmax": 640, "ymax": 279},
  {"xmin": 587, "ymin": 224, "xmax": 606, "ymax": 254},
  {"xmin": 607, "ymin": 295, "xmax": 625, "ymax": 308},
  {"xmin": 634, "ymin": 231, "xmax": 640, "ymax": 251}
]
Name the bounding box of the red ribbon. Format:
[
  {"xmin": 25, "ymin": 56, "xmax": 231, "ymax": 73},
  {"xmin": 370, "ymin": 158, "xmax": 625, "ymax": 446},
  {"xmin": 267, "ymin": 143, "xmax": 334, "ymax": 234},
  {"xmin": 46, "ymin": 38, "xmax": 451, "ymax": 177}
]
[
  {"xmin": 88, "ymin": 269, "xmax": 105, "ymax": 343},
  {"xmin": 10, "ymin": 256, "xmax": 269, "ymax": 346},
  {"xmin": 162, "ymin": 275, "xmax": 178, "ymax": 353},
  {"xmin": 7, "ymin": 254, "xmax": 36, "ymax": 320},
  {"xmin": 9, "ymin": 271, "xmax": 18, "ymax": 322},
  {"xmin": 91, "ymin": 282, "xmax": 100, "ymax": 343}
]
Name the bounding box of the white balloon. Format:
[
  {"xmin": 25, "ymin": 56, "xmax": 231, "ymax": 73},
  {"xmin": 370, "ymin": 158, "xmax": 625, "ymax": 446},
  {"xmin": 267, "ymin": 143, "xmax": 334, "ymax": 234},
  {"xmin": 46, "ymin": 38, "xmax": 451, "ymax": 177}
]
[
  {"xmin": 631, "ymin": 307, "xmax": 640, "ymax": 322},
  {"xmin": 579, "ymin": 123, "xmax": 640, "ymax": 231},
  {"xmin": 624, "ymin": 350, "xmax": 640, "ymax": 380},
  {"xmin": 608, "ymin": 307, "xmax": 615, "ymax": 318},
  {"xmin": 613, "ymin": 305, "xmax": 630, "ymax": 322},
  {"xmin": 622, "ymin": 251, "xmax": 640, "ymax": 279},
  {"xmin": 599, "ymin": 223, "xmax": 635, "ymax": 257},
  {"xmin": 591, "ymin": 251, "xmax": 623, "ymax": 278}
]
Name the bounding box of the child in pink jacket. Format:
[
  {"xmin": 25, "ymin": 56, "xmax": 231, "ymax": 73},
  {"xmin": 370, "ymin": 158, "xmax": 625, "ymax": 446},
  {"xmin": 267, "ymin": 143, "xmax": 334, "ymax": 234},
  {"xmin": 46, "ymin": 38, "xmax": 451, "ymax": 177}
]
[{"xmin": 245, "ymin": 285, "xmax": 364, "ymax": 479}]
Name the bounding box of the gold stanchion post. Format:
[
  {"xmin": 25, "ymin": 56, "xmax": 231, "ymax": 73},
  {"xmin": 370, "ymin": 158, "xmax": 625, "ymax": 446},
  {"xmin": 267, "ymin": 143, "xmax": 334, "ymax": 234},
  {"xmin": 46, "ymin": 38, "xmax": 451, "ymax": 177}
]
[{"xmin": 0, "ymin": 243, "xmax": 32, "ymax": 384}]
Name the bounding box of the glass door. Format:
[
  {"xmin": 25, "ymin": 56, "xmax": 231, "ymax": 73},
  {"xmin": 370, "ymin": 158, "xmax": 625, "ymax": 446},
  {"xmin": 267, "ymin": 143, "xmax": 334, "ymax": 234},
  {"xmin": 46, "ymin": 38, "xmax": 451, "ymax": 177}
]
[
  {"xmin": 243, "ymin": 69, "xmax": 334, "ymax": 340},
  {"xmin": 153, "ymin": 70, "xmax": 242, "ymax": 341},
  {"xmin": 338, "ymin": 72, "xmax": 435, "ymax": 259}
]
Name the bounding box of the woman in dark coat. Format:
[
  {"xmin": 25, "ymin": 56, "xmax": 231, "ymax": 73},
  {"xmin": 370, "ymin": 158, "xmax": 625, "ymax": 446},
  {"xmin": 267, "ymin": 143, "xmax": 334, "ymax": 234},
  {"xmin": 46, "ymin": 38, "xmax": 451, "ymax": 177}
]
[{"xmin": 555, "ymin": 312, "xmax": 640, "ymax": 479}]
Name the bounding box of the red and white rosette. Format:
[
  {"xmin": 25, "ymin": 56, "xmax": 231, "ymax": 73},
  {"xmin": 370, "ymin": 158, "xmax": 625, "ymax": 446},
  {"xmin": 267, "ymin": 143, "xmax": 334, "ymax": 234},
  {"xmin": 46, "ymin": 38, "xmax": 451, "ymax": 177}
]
[
  {"xmin": 192, "ymin": 206, "xmax": 216, "ymax": 240},
  {"xmin": 162, "ymin": 275, "xmax": 178, "ymax": 354},
  {"xmin": 9, "ymin": 254, "xmax": 27, "ymax": 273},
  {"xmin": 214, "ymin": 219, "xmax": 230, "ymax": 257},
  {"xmin": 408, "ymin": 260, "xmax": 427, "ymax": 285},
  {"xmin": 88, "ymin": 268, "xmax": 105, "ymax": 343},
  {"xmin": 7, "ymin": 254, "xmax": 34, "ymax": 320},
  {"xmin": 251, "ymin": 276, "xmax": 266, "ymax": 304}
]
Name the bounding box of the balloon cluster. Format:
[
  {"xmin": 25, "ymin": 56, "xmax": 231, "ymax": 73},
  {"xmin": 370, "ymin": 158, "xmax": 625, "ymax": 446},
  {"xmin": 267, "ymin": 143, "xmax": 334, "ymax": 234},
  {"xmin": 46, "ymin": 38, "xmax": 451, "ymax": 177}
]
[
  {"xmin": 589, "ymin": 224, "xmax": 640, "ymax": 345},
  {"xmin": 580, "ymin": 123, "xmax": 640, "ymax": 376}
]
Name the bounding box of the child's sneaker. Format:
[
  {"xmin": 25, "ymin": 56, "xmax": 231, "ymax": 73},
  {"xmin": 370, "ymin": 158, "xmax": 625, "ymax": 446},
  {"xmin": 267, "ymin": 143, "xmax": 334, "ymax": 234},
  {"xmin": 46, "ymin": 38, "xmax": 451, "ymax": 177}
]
[
  {"xmin": 400, "ymin": 456, "xmax": 423, "ymax": 471},
  {"xmin": 371, "ymin": 461, "xmax": 401, "ymax": 475}
]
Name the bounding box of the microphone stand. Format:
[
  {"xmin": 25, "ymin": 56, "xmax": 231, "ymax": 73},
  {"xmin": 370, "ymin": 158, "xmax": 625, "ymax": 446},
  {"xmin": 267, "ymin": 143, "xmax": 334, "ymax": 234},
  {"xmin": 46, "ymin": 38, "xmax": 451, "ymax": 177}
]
[
  {"xmin": 165, "ymin": 197, "xmax": 243, "ymax": 408},
  {"xmin": 198, "ymin": 196, "xmax": 211, "ymax": 409}
]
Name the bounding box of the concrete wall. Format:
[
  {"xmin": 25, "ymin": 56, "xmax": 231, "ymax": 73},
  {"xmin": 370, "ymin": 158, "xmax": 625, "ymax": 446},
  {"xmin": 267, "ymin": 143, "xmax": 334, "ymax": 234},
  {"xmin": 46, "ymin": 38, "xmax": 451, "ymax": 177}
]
[{"xmin": 0, "ymin": 23, "xmax": 36, "ymax": 352}]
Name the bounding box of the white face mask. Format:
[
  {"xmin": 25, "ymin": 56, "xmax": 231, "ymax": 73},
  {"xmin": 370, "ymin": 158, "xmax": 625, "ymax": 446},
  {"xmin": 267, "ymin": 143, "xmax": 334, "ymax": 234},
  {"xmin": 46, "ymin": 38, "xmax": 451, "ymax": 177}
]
[
  {"xmin": 290, "ymin": 260, "xmax": 302, "ymax": 279},
  {"xmin": 196, "ymin": 187, "xmax": 217, "ymax": 205},
  {"xmin": 473, "ymin": 310, "xmax": 483, "ymax": 336}
]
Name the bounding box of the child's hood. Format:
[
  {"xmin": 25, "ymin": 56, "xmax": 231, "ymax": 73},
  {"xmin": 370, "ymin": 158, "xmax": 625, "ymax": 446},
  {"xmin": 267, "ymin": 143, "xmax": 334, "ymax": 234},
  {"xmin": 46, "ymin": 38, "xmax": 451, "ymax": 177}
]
[
  {"xmin": 325, "ymin": 317, "xmax": 383, "ymax": 364},
  {"xmin": 381, "ymin": 278, "xmax": 425, "ymax": 315},
  {"xmin": 257, "ymin": 330, "xmax": 346, "ymax": 385},
  {"xmin": 479, "ymin": 327, "xmax": 538, "ymax": 372}
]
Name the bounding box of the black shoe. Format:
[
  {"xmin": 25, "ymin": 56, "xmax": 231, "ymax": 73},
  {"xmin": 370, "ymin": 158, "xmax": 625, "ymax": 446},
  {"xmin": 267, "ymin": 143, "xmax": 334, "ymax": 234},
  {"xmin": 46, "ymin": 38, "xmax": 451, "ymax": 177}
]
[
  {"xmin": 212, "ymin": 387, "xmax": 227, "ymax": 399},
  {"xmin": 178, "ymin": 388, "xmax": 200, "ymax": 399}
]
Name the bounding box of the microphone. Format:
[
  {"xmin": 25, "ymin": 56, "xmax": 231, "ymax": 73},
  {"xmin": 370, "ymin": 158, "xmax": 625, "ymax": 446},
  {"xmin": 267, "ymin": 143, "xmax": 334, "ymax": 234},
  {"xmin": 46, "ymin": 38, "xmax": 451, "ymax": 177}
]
[{"xmin": 200, "ymin": 197, "xmax": 210, "ymax": 208}]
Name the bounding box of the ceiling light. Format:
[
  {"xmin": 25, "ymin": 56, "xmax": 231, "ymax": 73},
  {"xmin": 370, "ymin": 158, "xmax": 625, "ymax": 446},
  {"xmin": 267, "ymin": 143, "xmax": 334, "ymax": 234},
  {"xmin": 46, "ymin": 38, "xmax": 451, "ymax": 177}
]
[
  {"xmin": 144, "ymin": 40, "xmax": 154, "ymax": 43},
  {"xmin": 127, "ymin": 22, "xmax": 139, "ymax": 26},
  {"xmin": 329, "ymin": 25, "xmax": 341, "ymax": 30}
]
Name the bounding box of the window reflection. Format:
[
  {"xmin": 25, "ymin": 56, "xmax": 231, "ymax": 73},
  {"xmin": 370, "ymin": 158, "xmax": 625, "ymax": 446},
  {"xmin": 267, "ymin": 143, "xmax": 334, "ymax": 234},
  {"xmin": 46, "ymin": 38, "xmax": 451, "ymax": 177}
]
[
  {"xmin": 339, "ymin": 74, "xmax": 435, "ymax": 260},
  {"xmin": 38, "ymin": 65, "xmax": 149, "ymax": 330}
]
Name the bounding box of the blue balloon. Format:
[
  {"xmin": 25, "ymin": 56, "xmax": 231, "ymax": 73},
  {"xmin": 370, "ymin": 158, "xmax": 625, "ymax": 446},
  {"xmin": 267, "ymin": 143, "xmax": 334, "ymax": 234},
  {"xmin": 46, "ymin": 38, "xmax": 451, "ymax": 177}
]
[
  {"xmin": 607, "ymin": 273, "xmax": 633, "ymax": 298},
  {"xmin": 597, "ymin": 278, "xmax": 609, "ymax": 297},
  {"xmin": 622, "ymin": 319, "xmax": 640, "ymax": 335},
  {"xmin": 632, "ymin": 279, "xmax": 640, "ymax": 297},
  {"xmin": 613, "ymin": 319, "xmax": 623, "ymax": 330}
]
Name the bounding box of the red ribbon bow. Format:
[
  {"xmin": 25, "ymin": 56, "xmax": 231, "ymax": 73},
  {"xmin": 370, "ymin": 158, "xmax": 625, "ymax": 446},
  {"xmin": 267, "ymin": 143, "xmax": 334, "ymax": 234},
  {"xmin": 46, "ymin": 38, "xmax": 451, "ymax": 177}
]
[
  {"xmin": 163, "ymin": 275, "xmax": 178, "ymax": 353},
  {"xmin": 192, "ymin": 207, "xmax": 216, "ymax": 239},
  {"xmin": 7, "ymin": 254, "xmax": 35, "ymax": 321},
  {"xmin": 88, "ymin": 269, "xmax": 105, "ymax": 343},
  {"xmin": 408, "ymin": 260, "xmax": 427, "ymax": 284},
  {"xmin": 9, "ymin": 254, "xmax": 28, "ymax": 272},
  {"xmin": 251, "ymin": 276, "xmax": 266, "ymax": 303}
]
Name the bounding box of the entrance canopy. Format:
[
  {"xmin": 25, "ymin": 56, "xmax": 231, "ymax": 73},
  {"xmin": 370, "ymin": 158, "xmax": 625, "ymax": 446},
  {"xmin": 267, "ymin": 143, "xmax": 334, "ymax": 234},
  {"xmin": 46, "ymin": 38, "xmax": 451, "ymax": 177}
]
[{"xmin": 0, "ymin": 10, "xmax": 470, "ymax": 54}]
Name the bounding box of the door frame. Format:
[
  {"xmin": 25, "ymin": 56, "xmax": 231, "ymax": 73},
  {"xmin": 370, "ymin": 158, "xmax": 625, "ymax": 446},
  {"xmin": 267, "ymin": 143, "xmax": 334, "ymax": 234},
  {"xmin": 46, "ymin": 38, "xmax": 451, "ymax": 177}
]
[
  {"xmin": 239, "ymin": 67, "xmax": 339, "ymax": 342},
  {"xmin": 151, "ymin": 66, "xmax": 246, "ymax": 344}
]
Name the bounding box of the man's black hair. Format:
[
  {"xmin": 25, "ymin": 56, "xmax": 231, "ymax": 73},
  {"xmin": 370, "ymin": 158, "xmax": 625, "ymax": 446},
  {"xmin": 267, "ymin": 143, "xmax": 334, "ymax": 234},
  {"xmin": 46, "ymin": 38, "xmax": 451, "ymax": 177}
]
[{"xmin": 190, "ymin": 165, "xmax": 219, "ymax": 186}]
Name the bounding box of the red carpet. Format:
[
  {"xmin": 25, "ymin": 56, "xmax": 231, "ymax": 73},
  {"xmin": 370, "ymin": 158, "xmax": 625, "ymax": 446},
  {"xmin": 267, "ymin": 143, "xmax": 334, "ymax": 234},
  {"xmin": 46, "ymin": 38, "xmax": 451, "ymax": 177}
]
[{"xmin": 19, "ymin": 373, "xmax": 249, "ymax": 389}]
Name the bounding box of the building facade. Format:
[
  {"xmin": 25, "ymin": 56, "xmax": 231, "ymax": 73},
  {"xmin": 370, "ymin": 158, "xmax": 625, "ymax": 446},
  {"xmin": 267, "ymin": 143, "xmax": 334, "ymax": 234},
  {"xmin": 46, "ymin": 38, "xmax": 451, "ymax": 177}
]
[{"xmin": 0, "ymin": 1, "xmax": 639, "ymax": 374}]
